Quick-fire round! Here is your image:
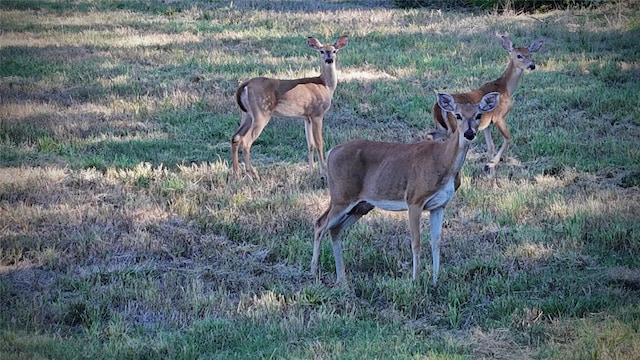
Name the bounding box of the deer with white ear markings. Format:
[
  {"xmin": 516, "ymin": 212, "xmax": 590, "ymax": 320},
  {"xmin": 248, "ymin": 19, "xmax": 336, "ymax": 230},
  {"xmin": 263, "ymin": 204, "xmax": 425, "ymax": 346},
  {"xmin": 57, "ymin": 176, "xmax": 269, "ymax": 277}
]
[
  {"xmin": 312, "ymin": 92, "xmax": 500, "ymax": 286},
  {"xmin": 231, "ymin": 36, "xmax": 349, "ymax": 179},
  {"xmin": 433, "ymin": 35, "xmax": 544, "ymax": 176}
]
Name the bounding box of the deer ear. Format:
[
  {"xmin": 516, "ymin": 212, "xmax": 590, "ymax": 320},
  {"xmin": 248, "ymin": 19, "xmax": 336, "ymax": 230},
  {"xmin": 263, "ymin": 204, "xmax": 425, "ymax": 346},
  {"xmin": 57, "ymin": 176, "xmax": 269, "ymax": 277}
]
[
  {"xmin": 308, "ymin": 37, "xmax": 323, "ymax": 50},
  {"xmin": 501, "ymin": 35, "xmax": 514, "ymax": 52},
  {"xmin": 437, "ymin": 93, "xmax": 456, "ymax": 112},
  {"xmin": 479, "ymin": 92, "xmax": 500, "ymax": 112},
  {"xmin": 334, "ymin": 36, "xmax": 348, "ymax": 50},
  {"xmin": 528, "ymin": 39, "xmax": 544, "ymax": 53}
]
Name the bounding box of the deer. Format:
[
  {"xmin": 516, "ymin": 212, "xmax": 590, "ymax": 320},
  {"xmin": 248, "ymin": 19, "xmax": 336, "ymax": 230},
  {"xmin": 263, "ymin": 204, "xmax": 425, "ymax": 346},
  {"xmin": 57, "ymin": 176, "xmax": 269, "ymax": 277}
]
[
  {"xmin": 311, "ymin": 91, "xmax": 500, "ymax": 286},
  {"xmin": 231, "ymin": 36, "xmax": 349, "ymax": 179},
  {"xmin": 432, "ymin": 35, "xmax": 544, "ymax": 176}
]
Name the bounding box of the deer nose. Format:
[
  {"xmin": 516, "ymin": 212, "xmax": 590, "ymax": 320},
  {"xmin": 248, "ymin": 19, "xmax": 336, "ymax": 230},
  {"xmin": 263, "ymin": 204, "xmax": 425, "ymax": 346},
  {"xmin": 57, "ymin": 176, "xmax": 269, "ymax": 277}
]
[
  {"xmin": 325, "ymin": 58, "xmax": 334, "ymax": 64},
  {"xmin": 464, "ymin": 129, "xmax": 475, "ymax": 140},
  {"xmin": 528, "ymin": 64, "xmax": 536, "ymax": 70}
]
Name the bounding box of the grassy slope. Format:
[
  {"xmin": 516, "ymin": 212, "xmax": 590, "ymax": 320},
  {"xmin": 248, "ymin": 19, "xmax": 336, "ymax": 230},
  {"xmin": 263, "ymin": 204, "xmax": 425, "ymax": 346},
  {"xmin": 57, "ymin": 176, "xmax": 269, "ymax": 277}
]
[{"xmin": 1, "ymin": 0, "xmax": 640, "ymax": 359}]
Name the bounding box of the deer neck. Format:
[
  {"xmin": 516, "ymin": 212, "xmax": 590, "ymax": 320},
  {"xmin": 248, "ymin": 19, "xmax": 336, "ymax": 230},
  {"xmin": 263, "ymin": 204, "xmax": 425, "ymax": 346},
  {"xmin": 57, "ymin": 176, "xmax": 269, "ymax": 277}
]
[
  {"xmin": 320, "ymin": 62, "xmax": 339, "ymax": 92},
  {"xmin": 432, "ymin": 128, "xmax": 471, "ymax": 177},
  {"xmin": 500, "ymin": 60, "xmax": 524, "ymax": 97},
  {"xmin": 450, "ymin": 130, "xmax": 472, "ymax": 175}
]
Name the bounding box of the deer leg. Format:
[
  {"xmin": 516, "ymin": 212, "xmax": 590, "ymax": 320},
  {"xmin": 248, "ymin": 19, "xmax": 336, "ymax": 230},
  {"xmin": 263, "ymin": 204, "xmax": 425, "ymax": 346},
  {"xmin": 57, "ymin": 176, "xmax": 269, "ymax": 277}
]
[
  {"xmin": 429, "ymin": 207, "xmax": 444, "ymax": 285},
  {"xmin": 313, "ymin": 200, "xmax": 373, "ymax": 284},
  {"xmin": 310, "ymin": 116, "xmax": 326, "ymax": 175},
  {"xmin": 231, "ymin": 112, "xmax": 253, "ymax": 177},
  {"xmin": 231, "ymin": 140, "xmax": 241, "ymax": 178},
  {"xmin": 485, "ymin": 119, "xmax": 512, "ymax": 174},
  {"xmin": 303, "ymin": 118, "xmax": 317, "ymax": 172},
  {"xmin": 408, "ymin": 205, "xmax": 423, "ymax": 282},
  {"xmin": 240, "ymin": 113, "xmax": 271, "ymax": 178},
  {"xmin": 321, "ymin": 203, "xmax": 370, "ymax": 284},
  {"xmin": 483, "ymin": 127, "xmax": 495, "ymax": 160},
  {"xmin": 312, "ymin": 205, "xmax": 350, "ymax": 282},
  {"xmin": 311, "ymin": 207, "xmax": 331, "ymax": 276},
  {"xmin": 330, "ymin": 210, "xmax": 367, "ymax": 284},
  {"xmin": 330, "ymin": 226, "xmax": 347, "ymax": 284}
]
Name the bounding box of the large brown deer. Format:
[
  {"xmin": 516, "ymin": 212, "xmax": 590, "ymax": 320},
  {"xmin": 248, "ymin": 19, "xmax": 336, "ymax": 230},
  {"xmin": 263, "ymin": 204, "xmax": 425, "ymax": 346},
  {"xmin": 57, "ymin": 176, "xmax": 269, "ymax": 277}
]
[
  {"xmin": 312, "ymin": 92, "xmax": 500, "ymax": 286},
  {"xmin": 231, "ymin": 36, "xmax": 348, "ymax": 179},
  {"xmin": 433, "ymin": 35, "xmax": 544, "ymax": 175}
]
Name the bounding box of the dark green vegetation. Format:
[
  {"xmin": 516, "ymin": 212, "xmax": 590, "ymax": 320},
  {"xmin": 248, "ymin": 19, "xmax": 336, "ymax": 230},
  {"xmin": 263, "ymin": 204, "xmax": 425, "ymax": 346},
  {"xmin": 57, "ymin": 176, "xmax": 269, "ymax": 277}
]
[
  {"xmin": 394, "ymin": 0, "xmax": 620, "ymax": 12},
  {"xmin": 1, "ymin": 0, "xmax": 639, "ymax": 359}
]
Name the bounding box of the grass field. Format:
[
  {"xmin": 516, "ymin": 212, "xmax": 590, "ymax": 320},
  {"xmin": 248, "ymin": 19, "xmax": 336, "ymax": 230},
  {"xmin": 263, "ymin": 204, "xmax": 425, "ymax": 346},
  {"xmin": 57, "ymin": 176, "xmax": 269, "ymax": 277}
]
[{"xmin": 1, "ymin": 0, "xmax": 640, "ymax": 358}]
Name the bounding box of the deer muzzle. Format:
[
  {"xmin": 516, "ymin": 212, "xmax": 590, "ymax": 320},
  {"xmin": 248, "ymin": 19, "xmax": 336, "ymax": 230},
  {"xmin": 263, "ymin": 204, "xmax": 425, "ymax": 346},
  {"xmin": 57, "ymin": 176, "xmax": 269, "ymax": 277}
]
[
  {"xmin": 464, "ymin": 129, "xmax": 476, "ymax": 140},
  {"xmin": 464, "ymin": 120, "xmax": 476, "ymax": 140}
]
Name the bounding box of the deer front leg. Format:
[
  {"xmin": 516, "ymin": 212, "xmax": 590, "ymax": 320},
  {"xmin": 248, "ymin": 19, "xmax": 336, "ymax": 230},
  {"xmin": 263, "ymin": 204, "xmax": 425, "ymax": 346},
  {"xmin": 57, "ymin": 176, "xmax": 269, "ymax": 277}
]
[
  {"xmin": 408, "ymin": 205, "xmax": 423, "ymax": 282},
  {"xmin": 310, "ymin": 116, "xmax": 326, "ymax": 176},
  {"xmin": 303, "ymin": 118, "xmax": 316, "ymax": 172},
  {"xmin": 429, "ymin": 207, "xmax": 445, "ymax": 285}
]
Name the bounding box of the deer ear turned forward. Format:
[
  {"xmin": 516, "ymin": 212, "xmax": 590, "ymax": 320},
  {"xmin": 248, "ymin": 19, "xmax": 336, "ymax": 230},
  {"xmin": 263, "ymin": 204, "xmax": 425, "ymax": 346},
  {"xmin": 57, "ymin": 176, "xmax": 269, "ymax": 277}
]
[{"xmin": 231, "ymin": 36, "xmax": 348, "ymax": 179}]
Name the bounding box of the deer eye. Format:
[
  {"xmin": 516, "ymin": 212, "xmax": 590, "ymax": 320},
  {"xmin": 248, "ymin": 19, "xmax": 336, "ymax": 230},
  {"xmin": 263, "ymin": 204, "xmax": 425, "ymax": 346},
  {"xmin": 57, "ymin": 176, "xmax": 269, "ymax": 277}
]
[
  {"xmin": 475, "ymin": 114, "xmax": 483, "ymax": 120},
  {"xmin": 320, "ymin": 50, "xmax": 325, "ymax": 54},
  {"xmin": 517, "ymin": 54, "xmax": 523, "ymax": 59},
  {"xmin": 455, "ymin": 114, "xmax": 462, "ymax": 120}
]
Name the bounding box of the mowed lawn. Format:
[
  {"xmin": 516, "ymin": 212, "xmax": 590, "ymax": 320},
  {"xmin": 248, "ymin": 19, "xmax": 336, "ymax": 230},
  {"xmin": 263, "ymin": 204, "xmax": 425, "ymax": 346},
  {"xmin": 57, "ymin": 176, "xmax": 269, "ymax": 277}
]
[{"xmin": 1, "ymin": 1, "xmax": 640, "ymax": 359}]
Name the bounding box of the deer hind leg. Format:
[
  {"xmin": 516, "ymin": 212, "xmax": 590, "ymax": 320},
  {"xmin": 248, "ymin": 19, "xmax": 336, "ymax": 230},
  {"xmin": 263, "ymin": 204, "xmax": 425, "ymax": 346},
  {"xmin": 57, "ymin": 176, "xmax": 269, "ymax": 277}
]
[
  {"xmin": 231, "ymin": 112, "xmax": 253, "ymax": 178},
  {"xmin": 314, "ymin": 202, "xmax": 372, "ymax": 284},
  {"xmin": 311, "ymin": 207, "xmax": 332, "ymax": 277},
  {"xmin": 312, "ymin": 204, "xmax": 351, "ymax": 282},
  {"xmin": 330, "ymin": 210, "xmax": 368, "ymax": 284},
  {"xmin": 485, "ymin": 118, "xmax": 512, "ymax": 175},
  {"xmin": 329, "ymin": 226, "xmax": 347, "ymax": 284},
  {"xmin": 483, "ymin": 127, "xmax": 496, "ymax": 161},
  {"xmin": 241, "ymin": 112, "xmax": 272, "ymax": 178},
  {"xmin": 312, "ymin": 207, "xmax": 352, "ymax": 284}
]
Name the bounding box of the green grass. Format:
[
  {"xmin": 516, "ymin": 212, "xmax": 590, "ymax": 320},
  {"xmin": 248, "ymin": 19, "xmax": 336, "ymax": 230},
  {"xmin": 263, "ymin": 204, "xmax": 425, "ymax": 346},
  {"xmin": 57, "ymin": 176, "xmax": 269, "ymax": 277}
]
[{"xmin": 1, "ymin": 0, "xmax": 640, "ymax": 359}]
